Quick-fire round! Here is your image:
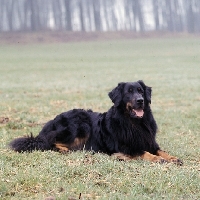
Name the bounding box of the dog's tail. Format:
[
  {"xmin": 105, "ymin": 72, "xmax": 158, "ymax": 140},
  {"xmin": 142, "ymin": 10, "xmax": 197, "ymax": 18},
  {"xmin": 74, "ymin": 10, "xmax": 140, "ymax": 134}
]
[{"xmin": 9, "ymin": 133, "xmax": 52, "ymax": 152}]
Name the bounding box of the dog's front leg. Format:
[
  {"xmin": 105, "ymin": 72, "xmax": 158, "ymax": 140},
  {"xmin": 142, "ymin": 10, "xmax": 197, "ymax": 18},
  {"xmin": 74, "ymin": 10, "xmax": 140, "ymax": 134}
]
[{"xmin": 139, "ymin": 151, "xmax": 167, "ymax": 163}]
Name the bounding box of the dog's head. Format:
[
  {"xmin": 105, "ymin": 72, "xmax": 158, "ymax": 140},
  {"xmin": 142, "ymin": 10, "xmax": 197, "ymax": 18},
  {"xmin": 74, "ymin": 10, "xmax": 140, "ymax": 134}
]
[{"xmin": 108, "ymin": 80, "xmax": 152, "ymax": 118}]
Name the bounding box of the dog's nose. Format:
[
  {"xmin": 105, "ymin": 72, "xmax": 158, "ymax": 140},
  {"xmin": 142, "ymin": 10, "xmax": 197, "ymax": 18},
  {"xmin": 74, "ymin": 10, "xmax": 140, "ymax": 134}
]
[{"xmin": 137, "ymin": 98, "xmax": 144, "ymax": 104}]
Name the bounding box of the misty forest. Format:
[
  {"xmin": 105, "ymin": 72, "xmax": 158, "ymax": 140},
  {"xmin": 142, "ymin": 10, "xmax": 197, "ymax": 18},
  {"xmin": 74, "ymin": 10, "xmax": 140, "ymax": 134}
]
[{"xmin": 0, "ymin": 0, "xmax": 200, "ymax": 33}]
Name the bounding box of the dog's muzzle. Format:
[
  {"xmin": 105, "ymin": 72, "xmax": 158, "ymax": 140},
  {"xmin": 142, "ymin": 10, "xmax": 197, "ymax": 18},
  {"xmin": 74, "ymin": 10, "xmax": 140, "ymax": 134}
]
[{"xmin": 126, "ymin": 102, "xmax": 144, "ymax": 118}]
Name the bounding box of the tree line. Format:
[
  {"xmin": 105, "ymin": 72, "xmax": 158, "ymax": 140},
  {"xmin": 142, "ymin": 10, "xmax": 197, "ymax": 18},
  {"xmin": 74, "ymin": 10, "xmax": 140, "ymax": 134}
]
[{"xmin": 0, "ymin": 0, "xmax": 200, "ymax": 33}]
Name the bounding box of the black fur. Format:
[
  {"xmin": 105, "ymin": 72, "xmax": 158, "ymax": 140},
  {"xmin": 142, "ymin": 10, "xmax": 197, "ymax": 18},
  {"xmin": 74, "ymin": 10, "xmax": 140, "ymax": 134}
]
[{"xmin": 10, "ymin": 80, "xmax": 161, "ymax": 156}]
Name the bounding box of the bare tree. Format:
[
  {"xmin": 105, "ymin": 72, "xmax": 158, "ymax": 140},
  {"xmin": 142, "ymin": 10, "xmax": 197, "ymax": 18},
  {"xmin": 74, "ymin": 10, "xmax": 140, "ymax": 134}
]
[
  {"xmin": 6, "ymin": 0, "xmax": 15, "ymax": 31},
  {"xmin": 109, "ymin": 0, "xmax": 117, "ymax": 31},
  {"xmin": 187, "ymin": 0, "xmax": 195, "ymax": 32},
  {"xmin": 64, "ymin": 0, "xmax": 72, "ymax": 31},
  {"xmin": 79, "ymin": 0, "xmax": 85, "ymax": 31},
  {"xmin": 165, "ymin": 0, "xmax": 174, "ymax": 32},
  {"xmin": 153, "ymin": 0, "xmax": 160, "ymax": 30},
  {"xmin": 101, "ymin": 0, "xmax": 109, "ymax": 31},
  {"xmin": 173, "ymin": 0, "xmax": 184, "ymax": 32},
  {"xmin": 132, "ymin": 0, "xmax": 144, "ymax": 31},
  {"xmin": 195, "ymin": 0, "xmax": 200, "ymax": 32},
  {"xmin": 29, "ymin": 0, "xmax": 41, "ymax": 31},
  {"xmin": 93, "ymin": 0, "xmax": 101, "ymax": 31},
  {"xmin": 0, "ymin": 0, "xmax": 5, "ymax": 31},
  {"xmin": 52, "ymin": 0, "xmax": 63, "ymax": 30},
  {"xmin": 16, "ymin": 1, "xmax": 24, "ymax": 31}
]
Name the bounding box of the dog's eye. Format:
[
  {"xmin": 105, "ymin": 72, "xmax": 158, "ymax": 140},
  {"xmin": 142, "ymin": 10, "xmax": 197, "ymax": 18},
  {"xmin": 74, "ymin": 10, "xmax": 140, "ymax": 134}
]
[
  {"xmin": 137, "ymin": 87, "xmax": 143, "ymax": 93},
  {"xmin": 128, "ymin": 88, "xmax": 133, "ymax": 93}
]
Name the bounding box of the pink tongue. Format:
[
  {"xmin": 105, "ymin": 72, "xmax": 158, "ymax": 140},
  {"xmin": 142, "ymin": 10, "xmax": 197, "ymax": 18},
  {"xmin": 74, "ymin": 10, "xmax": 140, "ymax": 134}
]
[{"xmin": 133, "ymin": 109, "xmax": 144, "ymax": 117}]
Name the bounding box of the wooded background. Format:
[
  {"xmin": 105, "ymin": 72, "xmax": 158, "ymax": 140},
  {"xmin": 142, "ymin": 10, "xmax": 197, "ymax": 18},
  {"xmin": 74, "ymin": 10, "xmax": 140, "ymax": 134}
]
[{"xmin": 0, "ymin": 0, "xmax": 200, "ymax": 33}]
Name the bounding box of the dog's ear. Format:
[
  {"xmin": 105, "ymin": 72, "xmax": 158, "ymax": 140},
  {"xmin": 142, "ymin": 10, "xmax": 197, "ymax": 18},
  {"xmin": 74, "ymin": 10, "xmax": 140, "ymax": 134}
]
[
  {"xmin": 108, "ymin": 82, "xmax": 125, "ymax": 107},
  {"xmin": 137, "ymin": 80, "xmax": 152, "ymax": 104}
]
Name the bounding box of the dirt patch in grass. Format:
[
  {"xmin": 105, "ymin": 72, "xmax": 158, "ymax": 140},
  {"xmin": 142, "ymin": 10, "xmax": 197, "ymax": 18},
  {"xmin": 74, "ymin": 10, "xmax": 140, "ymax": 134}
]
[{"xmin": 0, "ymin": 31, "xmax": 198, "ymax": 45}]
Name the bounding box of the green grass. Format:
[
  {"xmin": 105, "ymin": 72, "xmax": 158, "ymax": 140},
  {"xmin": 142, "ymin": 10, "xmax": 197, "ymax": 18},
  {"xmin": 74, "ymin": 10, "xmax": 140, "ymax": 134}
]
[{"xmin": 0, "ymin": 36, "xmax": 200, "ymax": 200}]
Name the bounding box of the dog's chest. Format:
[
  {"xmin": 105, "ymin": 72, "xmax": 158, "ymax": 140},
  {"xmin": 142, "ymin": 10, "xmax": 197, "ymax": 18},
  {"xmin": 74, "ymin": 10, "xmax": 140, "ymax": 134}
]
[{"xmin": 118, "ymin": 121, "xmax": 155, "ymax": 150}]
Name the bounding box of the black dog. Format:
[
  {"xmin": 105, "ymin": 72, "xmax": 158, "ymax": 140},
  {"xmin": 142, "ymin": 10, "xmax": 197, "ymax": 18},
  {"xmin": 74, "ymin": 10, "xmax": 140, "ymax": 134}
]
[{"xmin": 10, "ymin": 80, "xmax": 182, "ymax": 165}]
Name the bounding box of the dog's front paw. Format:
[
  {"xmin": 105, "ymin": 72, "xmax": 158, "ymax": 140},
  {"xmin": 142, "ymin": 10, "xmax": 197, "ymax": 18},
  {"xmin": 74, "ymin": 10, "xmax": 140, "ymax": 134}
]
[
  {"xmin": 156, "ymin": 150, "xmax": 183, "ymax": 166},
  {"xmin": 112, "ymin": 153, "xmax": 132, "ymax": 161},
  {"xmin": 168, "ymin": 157, "xmax": 183, "ymax": 166}
]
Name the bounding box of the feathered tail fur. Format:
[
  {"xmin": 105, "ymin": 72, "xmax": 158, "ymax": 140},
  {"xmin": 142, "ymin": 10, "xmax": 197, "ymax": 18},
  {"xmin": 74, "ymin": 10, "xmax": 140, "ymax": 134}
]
[{"xmin": 9, "ymin": 133, "xmax": 52, "ymax": 152}]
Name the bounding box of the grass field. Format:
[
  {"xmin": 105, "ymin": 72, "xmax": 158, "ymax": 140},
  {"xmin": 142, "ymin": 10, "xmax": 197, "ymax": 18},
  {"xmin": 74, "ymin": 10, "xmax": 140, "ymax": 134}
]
[{"xmin": 0, "ymin": 35, "xmax": 200, "ymax": 200}]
